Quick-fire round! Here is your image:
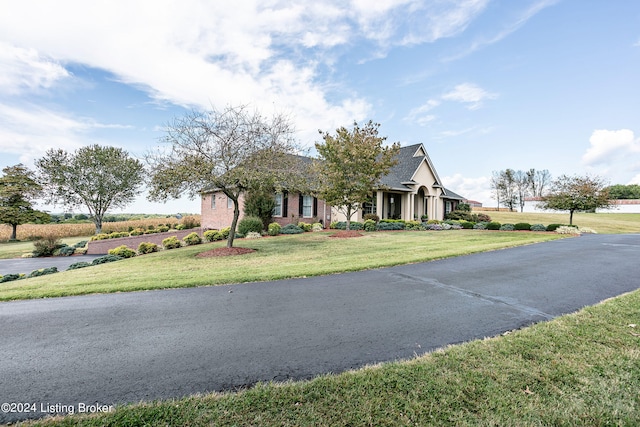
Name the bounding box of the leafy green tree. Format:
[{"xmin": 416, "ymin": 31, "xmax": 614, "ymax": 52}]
[
  {"xmin": 146, "ymin": 105, "xmax": 300, "ymax": 248},
  {"xmin": 315, "ymin": 120, "xmax": 399, "ymax": 230},
  {"xmin": 244, "ymin": 190, "xmax": 276, "ymax": 231},
  {"xmin": 36, "ymin": 144, "xmax": 145, "ymax": 234},
  {"xmin": 541, "ymin": 174, "xmax": 612, "ymax": 225},
  {"xmin": 0, "ymin": 164, "xmax": 50, "ymax": 240},
  {"xmin": 607, "ymin": 184, "xmax": 640, "ymax": 199}
]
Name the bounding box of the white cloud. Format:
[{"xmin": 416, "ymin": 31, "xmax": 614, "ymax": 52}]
[
  {"xmin": 442, "ymin": 83, "xmax": 498, "ymax": 110},
  {"xmin": 0, "ymin": 1, "xmax": 492, "ymax": 148},
  {"xmin": 0, "ymin": 103, "xmax": 125, "ymax": 166},
  {"xmin": 406, "ymin": 99, "xmax": 440, "ymax": 125},
  {"xmin": 582, "ymin": 129, "xmax": 640, "ymax": 166},
  {"xmin": 444, "ymin": 0, "xmax": 560, "ymax": 61},
  {"xmin": 442, "ymin": 173, "xmax": 492, "ymax": 205},
  {"xmin": 0, "ymin": 42, "xmax": 70, "ymax": 95}
]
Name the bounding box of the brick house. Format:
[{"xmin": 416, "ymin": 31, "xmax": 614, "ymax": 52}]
[{"xmin": 200, "ymin": 143, "xmax": 464, "ymax": 229}]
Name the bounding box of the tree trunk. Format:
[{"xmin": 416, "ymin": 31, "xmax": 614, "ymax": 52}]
[
  {"xmin": 569, "ymin": 209, "xmax": 574, "ymax": 225},
  {"xmin": 94, "ymin": 217, "xmax": 103, "ymax": 234},
  {"xmin": 227, "ymin": 200, "xmax": 240, "ymax": 248},
  {"xmin": 10, "ymin": 223, "xmax": 18, "ymax": 241},
  {"xmin": 345, "ymin": 206, "xmax": 352, "ymax": 231}
]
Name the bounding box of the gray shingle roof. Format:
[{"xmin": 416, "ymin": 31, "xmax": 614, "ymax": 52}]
[
  {"xmin": 379, "ymin": 144, "xmax": 428, "ymax": 191},
  {"xmin": 443, "ymin": 188, "xmax": 465, "ymax": 200}
]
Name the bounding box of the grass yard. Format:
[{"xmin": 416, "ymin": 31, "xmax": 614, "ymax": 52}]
[
  {"xmin": 480, "ymin": 211, "xmax": 640, "ymax": 234},
  {"xmin": 0, "ymin": 230, "xmax": 564, "ymax": 301},
  {"xmin": 0, "ymin": 237, "xmax": 90, "ymax": 260},
  {"xmin": 23, "ymin": 287, "xmax": 640, "ymax": 426}
]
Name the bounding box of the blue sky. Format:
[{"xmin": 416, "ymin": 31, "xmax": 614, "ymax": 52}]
[{"xmin": 1, "ymin": 0, "xmax": 639, "ymax": 214}]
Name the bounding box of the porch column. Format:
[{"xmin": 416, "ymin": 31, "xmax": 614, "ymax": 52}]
[
  {"xmin": 376, "ymin": 191, "xmax": 384, "ymax": 219},
  {"xmin": 408, "ymin": 193, "xmax": 415, "ymax": 221}
]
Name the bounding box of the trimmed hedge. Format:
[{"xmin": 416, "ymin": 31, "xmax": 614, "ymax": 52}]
[
  {"xmin": 530, "ymin": 224, "xmax": 547, "ymax": 232},
  {"xmin": 138, "ymin": 242, "xmax": 159, "ymax": 254},
  {"xmin": 514, "ymin": 223, "xmax": 532, "ymax": 231},
  {"xmin": 162, "ymin": 236, "xmax": 182, "ymax": 250},
  {"xmin": 487, "ymin": 222, "xmax": 501, "ymax": 230},
  {"xmin": 377, "ymin": 222, "xmax": 404, "ymax": 231},
  {"xmin": 108, "ymin": 245, "xmax": 137, "ymax": 258},
  {"xmin": 183, "ymin": 232, "xmax": 202, "ymax": 246}
]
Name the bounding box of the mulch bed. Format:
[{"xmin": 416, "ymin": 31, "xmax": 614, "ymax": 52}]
[
  {"xmin": 329, "ymin": 230, "xmax": 364, "ymax": 238},
  {"xmin": 196, "ymin": 247, "xmax": 256, "ymax": 258}
]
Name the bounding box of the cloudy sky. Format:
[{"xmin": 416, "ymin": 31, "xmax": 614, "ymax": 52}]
[{"xmin": 1, "ymin": 0, "xmax": 639, "ymax": 213}]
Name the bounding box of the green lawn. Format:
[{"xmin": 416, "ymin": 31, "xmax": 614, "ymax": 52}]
[
  {"xmin": 0, "ymin": 236, "xmax": 89, "ymax": 260},
  {"xmin": 481, "ymin": 211, "xmax": 640, "ymax": 234},
  {"xmin": 0, "ymin": 231, "xmax": 564, "ymax": 301},
  {"xmin": 24, "ymin": 287, "xmax": 640, "ymax": 426}
]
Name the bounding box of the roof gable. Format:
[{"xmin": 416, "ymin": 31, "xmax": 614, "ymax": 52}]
[{"xmin": 379, "ymin": 143, "xmax": 443, "ymax": 191}]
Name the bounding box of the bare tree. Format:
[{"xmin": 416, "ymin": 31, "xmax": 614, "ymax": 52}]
[
  {"xmin": 514, "ymin": 170, "xmax": 531, "ymax": 212},
  {"xmin": 490, "ymin": 171, "xmax": 503, "ymax": 210},
  {"xmin": 146, "ymin": 105, "xmax": 300, "ymax": 248},
  {"xmin": 527, "ymin": 168, "xmax": 552, "ymax": 197}
]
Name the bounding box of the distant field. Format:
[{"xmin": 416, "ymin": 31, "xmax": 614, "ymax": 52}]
[{"xmin": 476, "ymin": 211, "xmax": 640, "ymax": 234}]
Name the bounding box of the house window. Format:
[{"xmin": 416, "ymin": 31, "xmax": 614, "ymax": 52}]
[
  {"xmin": 211, "ymin": 195, "xmax": 216, "ymax": 209},
  {"xmin": 362, "ymin": 192, "xmax": 377, "ymax": 215},
  {"xmin": 302, "ymin": 195, "xmax": 313, "ymax": 218},
  {"xmin": 273, "ymin": 193, "xmax": 283, "ymax": 217},
  {"xmin": 227, "ymin": 196, "xmax": 233, "ymax": 209}
]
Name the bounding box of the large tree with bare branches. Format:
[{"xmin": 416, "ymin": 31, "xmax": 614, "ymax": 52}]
[{"xmin": 147, "ymin": 105, "xmax": 300, "ymax": 247}]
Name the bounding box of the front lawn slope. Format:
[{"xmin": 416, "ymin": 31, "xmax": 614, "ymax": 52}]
[{"xmin": 0, "ymin": 231, "xmax": 564, "ymax": 301}]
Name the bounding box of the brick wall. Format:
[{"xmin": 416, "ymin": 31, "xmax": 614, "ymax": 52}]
[
  {"xmin": 86, "ymin": 229, "xmax": 203, "ymax": 254},
  {"xmin": 201, "ymin": 191, "xmax": 332, "ymax": 229}
]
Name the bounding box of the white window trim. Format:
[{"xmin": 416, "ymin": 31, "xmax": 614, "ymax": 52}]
[{"xmin": 302, "ymin": 195, "xmax": 313, "ymax": 218}]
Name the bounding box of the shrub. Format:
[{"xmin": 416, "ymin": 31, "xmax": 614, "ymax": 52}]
[
  {"xmin": 426, "ymin": 219, "xmax": 442, "ymax": 224},
  {"xmin": 530, "ymin": 224, "xmax": 547, "ymax": 232},
  {"xmin": 73, "ymin": 240, "xmax": 88, "ymax": 248},
  {"xmin": 220, "ymin": 227, "xmax": 231, "ymax": 239},
  {"xmin": 138, "ymin": 242, "xmax": 159, "ymax": 254},
  {"xmin": 92, "ymin": 254, "xmax": 123, "ymax": 265},
  {"xmin": 245, "ymin": 231, "xmax": 262, "ymax": 239},
  {"xmin": 445, "ymin": 210, "xmax": 472, "ymax": 221},
  {"xmin": 0, "ymin": 273, "xmax": 22, "ymax": 283},
  {"xmin": 487, "ymin": 222, "xmax": 501, "ymax": 230},
  {"xmin": 67, "ymin": 261, "xmax": 92, "ymax": 270},
  {"xmin": 243, "ymin": 190, "xmax": 276, "ymax": 231},
  {"xmin": 33, "ymin": 235, "xmax": 63, "ymax": 257},
  {"xmin": 204, "ymin": 229, "xmax": 224, "ymax": 242},
  {"xmin": 162, "ymin": 236, "xmax": 182, "ymax": 249},
  {"xmin": 157, "ymin": 225, "xmax": 170, "ymax": 232},
  {"xmin": 129, "ymin": 228, "xmax": 145, "ymax": 236},
  {"xmin": 364, "ymin": 219, "xmax": 377, "ymax": 232},
  {"xmin": 500, "ymin": 223, "xmax": 515, "ymax": 231},
  {"xmin": 267, "ymin": 223, "xmax": 281, "ymax": 236},
  {"xmin": 514, "ymin": 223, "xmax": 532, "ymax": 231},
  {"xmin": 108, "ymin": 245, "xmax": 137, "ymax": 258},
  {"xmin": 180, "ymin": 215, "xmax": 200, "ymax": 229},
  {"xmin": 473, "ymin": 222, "xmax": 488, "ymax": 230},
  {"xmin": 175, "ymin": 224, "xmax": 186, "ymax": 230},
  {"xmin": 28, "ymin": 267, "xmax": 58, "ymax": 278},
  {"xmin": 280, "ymin": 224, "xmax": 304, "ymax": 234},
  {"xmin": 329, "ymin": 221, "xmax": 339, "ymax": 229},
  {"xmin": 546, "ymin": 223, "xmax": 565, "ymax": 232},
  {"xmin": 363, "ymin": 214, "xmax": 379, "ymax": 223},
  {"xmin": 377, "ymin": 222, "xmax": 404, "ymax": 231},
  {"xmin": 238, "ymin": 216, "xmax": 264, "ymax": 235},
  {"xmin": 476, "ymin": 213, "xmax": 492, "ymax": 222},
  {"xmin": 298, "ymin": 222, "xmax": 312, "ymax": 232},
  {"xmin": 405, "ymin": 220, "xmax": 424, "ymax": 230},
  {"xmin": 90, "ymin": 233, "xmax": 110, "ymax": 241},
  {"xmin": 109, "ymin": 231, "xmax": 129, "ymax": 239},
  {"xmin": 57, "ymin": 245, "xmax": 76, "ymax": 256},
  {"xmin": 312, "ymin": 223, "xmax": 324, "ymax": 232},
  {"xmin": 425, "ymin": 223, "xmax": 444, "ymax": 231},
  {"xmin": 448, "ymin": 223, "xmax": 462, "ymax": 230},
  {"xmin": 460, "ymin": 221, "xmax": 475, "ymax": 229},
  {"xmin": 183, "ymin": 232, "xmax": 202, "ymax": 246}
]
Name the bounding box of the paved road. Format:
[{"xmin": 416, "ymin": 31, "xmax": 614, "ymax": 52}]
[
  {"xmin": 0, "ymin": 255, "xmax": 103, "ymax": 276},
  {"xmin": 1, "ymin": 234, "xmax": 639, "ymax": 422}
]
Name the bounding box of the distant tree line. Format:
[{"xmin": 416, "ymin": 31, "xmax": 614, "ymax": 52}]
[{"xmin": 606, "ymin": 184, "xmax": 640, "ymax": 200}]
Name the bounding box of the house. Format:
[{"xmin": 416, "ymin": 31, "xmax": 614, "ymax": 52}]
[
  {"xmin": 331, "ymin": 143, "xmax": 464, "ymax": 223},
  {"xmin": 200, "ymin": 143, "xmax": 464, "ymax": 229}
]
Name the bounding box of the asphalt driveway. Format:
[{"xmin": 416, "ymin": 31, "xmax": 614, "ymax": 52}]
[
  {"xmin": 1, "ymin": 233, "xmax": 639, "ymax": 422},
  {"xmin": 0, "ymin": 255, "xmax": 103, "ymax": 276}
]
